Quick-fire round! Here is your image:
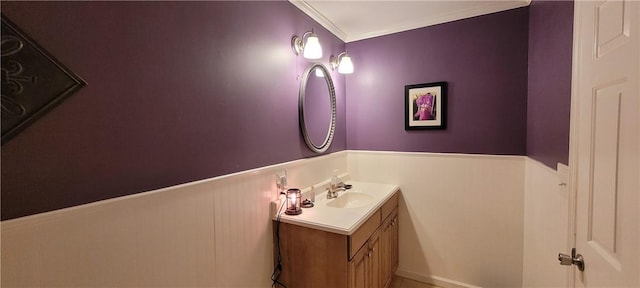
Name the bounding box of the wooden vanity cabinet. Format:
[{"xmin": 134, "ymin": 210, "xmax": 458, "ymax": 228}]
[{"xmin": 274, "ymin": 192, "xmax": 398, "ymax": 288}]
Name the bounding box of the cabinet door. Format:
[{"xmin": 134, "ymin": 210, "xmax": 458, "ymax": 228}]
[
  {"xmin": 390, "ymin": 212, "xmax": 399, "ymax": 272},
  {"xmin": 349, "ymin": 245, "xmax": 368, "ymax": 288},
  {"xmin": 380, "ymin": 215, "xmax": 393, "ymax": 288},
  {"xmin": 380, "ymin": 208, "xmax": 398, "ymax": 288},
  {"xmin": 369, "ymin": 231, "xmax": 381, "ymax": 288},
  {"xmin": 349, "ymin": 231, "xmax": 382, "ymax": 288}
]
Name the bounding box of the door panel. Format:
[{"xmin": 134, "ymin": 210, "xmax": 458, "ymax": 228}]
[
  {"xmin": 589, "ymin": 81, "xmax": 623, "ymax": 265},
  {"xmin": 595, "ymin": 0, "xmax": 631, "ymax": 58}
]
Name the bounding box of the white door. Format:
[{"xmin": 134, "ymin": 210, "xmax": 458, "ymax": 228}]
[{"xmin": 570, "ymin": 0, "xmax": 639, "ymax": 287}]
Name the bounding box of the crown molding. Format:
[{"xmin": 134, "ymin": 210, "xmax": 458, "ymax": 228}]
[
  {"xmin": 289, "ymin": 0, "xmax": 348, "ymax": 42},
  {"xmin": 346, "ymin": 1, "xmax": 530, "ymax": 42},
  {"xmin": 290, "ymin": 0, "xmax": 530, "ymax": 43}
]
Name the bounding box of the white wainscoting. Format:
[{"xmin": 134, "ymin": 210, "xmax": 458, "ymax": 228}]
[
  {"xmin": 2, "ymin": 150, "xmax": 571, "ymax": 288},
  {"xmin": 1, "ymin": 151, "xmax": 348, "ymax": 287},
  {"xmin": 347, "ymin": 151, "xmax": 526, "ymax": 288},
  {"xmin": 522, "ymin": 158, "xmax": 571, "ymax": 288}
]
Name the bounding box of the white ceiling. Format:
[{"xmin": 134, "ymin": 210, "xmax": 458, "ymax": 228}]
[{"xmin": 290, "ymin": 0, "xmax": 531, "ymax": 42}]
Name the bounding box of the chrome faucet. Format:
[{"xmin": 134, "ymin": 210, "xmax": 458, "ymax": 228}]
[{"xmin": 326, "ymin": 182, "xmax": 347, "ymax": 199}]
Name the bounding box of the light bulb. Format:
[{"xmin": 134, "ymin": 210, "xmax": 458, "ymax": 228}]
[
  {"xmin": 337, "ymin": 54, "xmax": 354, "ymax": 74},
  {"xmin": 303, "ymin": 35, "xmax": 322, "ymax": 59},
  {"xmin": 289, "ymin": 192, "xmax": 297, "ymax": 209}
]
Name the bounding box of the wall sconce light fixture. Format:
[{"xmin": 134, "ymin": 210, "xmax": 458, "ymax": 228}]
[
  {"xmin": 330, "ymin": 52, "xmax": 354, "ymax": 74},
  {"xmin": 292, "ymin": 30, "xmax": 323, "ymax": 60}
]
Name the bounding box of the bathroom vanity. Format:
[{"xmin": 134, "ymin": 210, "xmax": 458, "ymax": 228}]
[{"xmin": 273, "ymin": 181, "xmax": 399, "ymax": 288}]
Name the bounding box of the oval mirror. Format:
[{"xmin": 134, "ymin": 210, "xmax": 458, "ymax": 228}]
[{"xmin": 299, "ymin": 63, "xmax": 336, "ymax": 153}]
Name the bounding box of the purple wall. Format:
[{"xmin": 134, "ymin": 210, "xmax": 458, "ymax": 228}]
[
  {"xmin": 345, "ymin": 8, "xmax": 529, "ymax": 155},
  {"xmin": 1, "ymin": 2, "xmax": 575, "ymax": 220},
  {"xmin": 527, "ymin": 0, "xmax": 574, "ymax": 168},
  {"xmin": 1, "ymin": 1, "xmax": 347, "ymax": 220}
]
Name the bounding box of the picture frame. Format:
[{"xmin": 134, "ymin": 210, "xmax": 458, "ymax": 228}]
[{"xmin": 404, "ymin": 81, "xmax": 447, "ymax": 130}]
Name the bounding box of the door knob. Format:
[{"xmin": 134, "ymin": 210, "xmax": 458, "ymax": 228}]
[{"xmin": 558, "ymin": 248, "xmax": 585, "ymax": 271}]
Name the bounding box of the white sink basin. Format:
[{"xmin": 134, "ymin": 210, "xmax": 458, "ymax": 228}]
[
  {"xmin": 273, "ymin": 181, "xmax": 399, "ymax": 235},
  {"xmin": 326, "ymin": 192, "xmax": 374, "ymax": 209}
]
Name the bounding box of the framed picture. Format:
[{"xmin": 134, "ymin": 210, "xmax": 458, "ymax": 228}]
[{"xmin": 404, "ymin": 81, "xmax": 447, "ymax": 130}]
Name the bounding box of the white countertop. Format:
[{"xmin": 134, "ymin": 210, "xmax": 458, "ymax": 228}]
[{"xmin": 273, "ymin": 181, "xmax": 399, "ymax": 235}]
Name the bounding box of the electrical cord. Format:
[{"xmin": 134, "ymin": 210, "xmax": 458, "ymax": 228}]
[{"xmin": 271, "ymin": 197, "xmax": 287, "ymax": 288}]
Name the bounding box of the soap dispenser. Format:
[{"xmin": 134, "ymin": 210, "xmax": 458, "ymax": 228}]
[{"xmin": 330, "ymin": 169, "xmax": 339, "ymax": 192}]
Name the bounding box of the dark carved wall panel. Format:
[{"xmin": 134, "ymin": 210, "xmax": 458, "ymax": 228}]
[{"xmin": 1, "ymin": 15, "xmax": 86, "ymax": 144}]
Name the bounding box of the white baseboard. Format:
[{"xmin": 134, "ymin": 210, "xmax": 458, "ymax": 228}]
[{"xmin": 395, "ymin": 269, "xmax": 483, "ymax": 288}]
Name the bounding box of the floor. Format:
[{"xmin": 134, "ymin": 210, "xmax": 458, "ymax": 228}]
[{"xmin": 391, "ymin": 276, "xmax": 441, "ymax": 288}]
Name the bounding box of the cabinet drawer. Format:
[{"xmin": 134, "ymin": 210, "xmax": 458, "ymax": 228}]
[
  {"xmin": 348, "ymin": 210, "xmax": 380, "ymax": 260},
  {"xmin": 380, "ymin": 192, "xmax": 398, "ymax": 221}
]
